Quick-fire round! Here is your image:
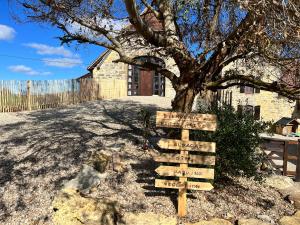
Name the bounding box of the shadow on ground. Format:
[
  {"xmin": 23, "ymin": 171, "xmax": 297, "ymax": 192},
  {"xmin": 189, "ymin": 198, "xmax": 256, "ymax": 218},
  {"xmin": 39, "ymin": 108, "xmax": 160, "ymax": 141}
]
[{"xmin": 0, "ymin": 99, "xmax": 167, "ymax": 223}]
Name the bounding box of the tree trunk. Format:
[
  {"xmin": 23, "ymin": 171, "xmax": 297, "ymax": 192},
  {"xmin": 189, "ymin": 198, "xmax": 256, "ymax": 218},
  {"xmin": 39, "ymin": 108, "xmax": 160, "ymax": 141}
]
[{"xmin": 171, "ymin": 87, "xmax": 197, "ymax": 113}]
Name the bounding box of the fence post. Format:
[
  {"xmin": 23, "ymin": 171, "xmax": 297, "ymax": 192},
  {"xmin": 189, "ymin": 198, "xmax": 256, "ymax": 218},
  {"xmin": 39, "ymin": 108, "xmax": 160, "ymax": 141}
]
[
  {"xmin": 283, "ymin": 141, "xmax": 288, "ymax": 176},
  {"xmin": 72, "ymin": 79, "xmax": 75, "ymax": 104},
  {"xmin": 296, "ymin": 140, "xmax": 300, "ymax": 182},
  {"xmin": 27, "ymin": 80, "xmax": 31, "ymax": 111}
]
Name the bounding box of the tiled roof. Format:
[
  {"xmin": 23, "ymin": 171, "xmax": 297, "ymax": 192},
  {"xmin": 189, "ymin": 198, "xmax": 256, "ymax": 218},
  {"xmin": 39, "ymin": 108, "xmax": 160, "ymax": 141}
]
[
  {"xmin": 76, "ymin": 72, "xmax": 92, "ymax": 80},
  {"xmin": 87, "ymin": 49, "xmax": 112, "ymax": 71},
  {"xmin": 275, "ymin": 117, "xmax": 299, "ymax": 125}
]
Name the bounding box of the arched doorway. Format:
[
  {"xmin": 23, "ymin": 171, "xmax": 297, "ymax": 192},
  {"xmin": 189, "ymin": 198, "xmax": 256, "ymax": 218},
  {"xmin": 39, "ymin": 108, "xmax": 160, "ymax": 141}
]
[{"xmin": 127, "ymin": 56, "xmax": 165, "ymax": 96}]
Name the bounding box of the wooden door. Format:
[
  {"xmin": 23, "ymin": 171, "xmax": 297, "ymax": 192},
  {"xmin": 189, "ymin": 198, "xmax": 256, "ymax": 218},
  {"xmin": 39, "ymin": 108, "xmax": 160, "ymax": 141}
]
[{"xmin": 140, "ymin": 69, "xmax": 153, "ymax": 96}]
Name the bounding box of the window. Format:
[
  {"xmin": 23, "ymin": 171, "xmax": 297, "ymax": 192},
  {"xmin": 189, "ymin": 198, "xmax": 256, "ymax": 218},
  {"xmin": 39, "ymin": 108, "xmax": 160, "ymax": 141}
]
[
  {"xmin": 127, "ymin": 65, "xmax": 139, "ymax": 96},
  {"xmin": 240, "ymin": 85, "xmax": 260, "ymax": 94},
  {"xmin": 237, "ymin": 104, "xmax": 261, "ymax": 120},
  {"xmin": 127, "ymin": 56, "xmax": 165, "ymax": 96},
  {"xmin": 254, "ymin": 106, "xmax": 261, "ymax": 120}
]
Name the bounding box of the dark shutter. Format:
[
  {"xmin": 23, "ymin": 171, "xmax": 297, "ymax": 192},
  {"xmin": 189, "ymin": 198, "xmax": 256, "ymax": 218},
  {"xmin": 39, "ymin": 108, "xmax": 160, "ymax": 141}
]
[
  {"xmin": 297, "ymin": 100, "xmax": 300, "ymax": 110},
  {"xmin": 255, "ymin": 88, "xmax": 260, "ymax": 93},
  {"xmin": 240, "ymin": 85, "xmax": 245, "ymax": 93},
  {"xmin": 254, "ymin": 106, "xmax": 261, "ymax": 120}
]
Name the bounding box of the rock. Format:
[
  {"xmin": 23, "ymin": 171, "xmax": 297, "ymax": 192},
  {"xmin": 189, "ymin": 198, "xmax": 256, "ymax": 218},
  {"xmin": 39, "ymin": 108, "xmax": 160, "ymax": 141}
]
[
  {"xmin": 123, "ymin": 212, "xmax": 177, "ymax": 225},
  {"xmin": 293, "ymin": 193, "xmax": 300, "ymax": 210},
  {"xmin": 257, "ymin": 215, "xmax": 274, "ymax": 224},
  {"xmin": 89, "ymin": 151, "xmax": 112, "ymax": 173},
  {"xmin": 113, "ymin": 162, "xmax": 127, "ymax": 173},
  {"xmin": 264, "ymin": 175, "xmax": 294, "ymax": 190},
  {"xmin": 112, "ymin": 154, "xmax": 127, "ymax": 173},
  {"xmin": 63, "ymin": 164, "xmax": 106, "ymax": 192},
  {"xmin": 224, "ymin": 212, "xmax": 234, "ymax": 220},
  {"xmin": 238, "ymin": 218, "xmax": 272, "ymax": 225},
  {"xmin": 186, "ymin": 218, "xmax": 232, "ymax": 225},
  {"xmin": 279, "ymin": 211, "xmax": 300, "ymax": 225},
  {"xmin": 52, "ymin": 189, "xmax": 123, "ymax": 225},
  {"xmin": 283, "ymin": 195, "xmax": 294, "ymax": 204},
  {"xmin": 279, "ymin": 182, "xmax": 300, "ymax": 210}
]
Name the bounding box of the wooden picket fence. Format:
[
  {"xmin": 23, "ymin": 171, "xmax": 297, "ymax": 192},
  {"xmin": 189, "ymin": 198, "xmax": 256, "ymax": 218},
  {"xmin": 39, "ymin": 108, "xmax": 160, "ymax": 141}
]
[
  {"xmin": 0, "ymin": 78, "xmax": 101, "ymax": 112},
  {"xmin": 212, "ymin": 90, "xmax": 233, "ymax": 106}
]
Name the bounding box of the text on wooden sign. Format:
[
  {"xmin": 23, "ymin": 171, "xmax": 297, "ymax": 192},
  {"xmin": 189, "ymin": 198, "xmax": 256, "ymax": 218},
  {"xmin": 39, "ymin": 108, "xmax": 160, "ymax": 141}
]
[
  {"xmin": 158, "ymin": 138, "xmax": 216, "ymax": 152},
  {"xmin": 155, "ymin": 179, "xmax": 214, "ymax": 191},
  {"xmin": 154, "ymin": 153, "xmax": 215, "ymax": 165},
  {"xmin": 155, "ymin": 165, "xmax": 214, "ymax": 179}
]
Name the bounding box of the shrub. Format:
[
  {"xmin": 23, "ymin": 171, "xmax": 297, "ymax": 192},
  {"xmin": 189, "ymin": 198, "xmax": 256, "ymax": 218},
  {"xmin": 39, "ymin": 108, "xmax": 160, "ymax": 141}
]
[{"xmin": 193, "ymin": 103, "xmax": 270, "ymax": 181}]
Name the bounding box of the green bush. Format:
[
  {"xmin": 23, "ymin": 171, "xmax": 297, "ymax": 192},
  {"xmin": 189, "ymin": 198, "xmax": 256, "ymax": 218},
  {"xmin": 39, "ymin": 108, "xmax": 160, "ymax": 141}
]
[{"xmin": 193, "ymin": 103, "xmax": 270, "ymax": 181}]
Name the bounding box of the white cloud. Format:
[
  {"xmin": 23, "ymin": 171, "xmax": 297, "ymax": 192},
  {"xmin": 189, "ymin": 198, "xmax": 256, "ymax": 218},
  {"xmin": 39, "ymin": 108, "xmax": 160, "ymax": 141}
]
[
  {"xmin": 23, "ymin": 43, "xmax": 83, "ymax": 68},
  {"xmin": 0, "ymin": 24, "xmax": 16, "ymax": 41},
  {"xmin": 8, "ymin": 65, "xmax": 51, "ymax": 76},
  {"xmin": 42, "ymin": 57, "xmax": 83, "ymax": 68},
  {"xmin": 68, "ymin": 18, "xmax": 128, "ymax": 39},
  {"xmin": 24, "ymin": 43, "xmax": 74, "ymax": 57}
]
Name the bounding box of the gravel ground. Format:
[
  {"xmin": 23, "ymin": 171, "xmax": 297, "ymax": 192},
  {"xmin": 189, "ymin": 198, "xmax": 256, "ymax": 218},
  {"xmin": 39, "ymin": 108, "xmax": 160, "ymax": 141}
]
[{"xmin": 0, "ymin": 97, "xmax": 295, "ymax": 225}]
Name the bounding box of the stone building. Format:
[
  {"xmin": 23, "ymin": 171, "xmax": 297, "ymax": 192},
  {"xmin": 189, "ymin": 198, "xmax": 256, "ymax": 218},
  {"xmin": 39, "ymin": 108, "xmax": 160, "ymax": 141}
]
[
  {"xmin": 80, "ymin": 10, "xmax": 298, "ymax": 123},
  {"xmin": 221, "ymin": 61, "xmax": 298, "ymax": 122},
  {"xmin": 85, "ymin": 49, "xmax": 177, "ymax": 99},
  {"xmin": 82, "ymin": 50, "xmax": 297, "ymax": 123}
]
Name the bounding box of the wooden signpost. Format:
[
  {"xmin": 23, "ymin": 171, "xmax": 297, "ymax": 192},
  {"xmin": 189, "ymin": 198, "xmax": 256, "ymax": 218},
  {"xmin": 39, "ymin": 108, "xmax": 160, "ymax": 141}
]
[{"xmin": 154, "ymin": 111, "xmax": 217, "ymax": 217}]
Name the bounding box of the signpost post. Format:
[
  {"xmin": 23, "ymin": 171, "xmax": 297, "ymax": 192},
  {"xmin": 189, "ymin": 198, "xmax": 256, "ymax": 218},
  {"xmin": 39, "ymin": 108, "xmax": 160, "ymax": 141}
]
[{"xmin": 154, "ymin": 111, "xmax": 217, "ymax": 217}]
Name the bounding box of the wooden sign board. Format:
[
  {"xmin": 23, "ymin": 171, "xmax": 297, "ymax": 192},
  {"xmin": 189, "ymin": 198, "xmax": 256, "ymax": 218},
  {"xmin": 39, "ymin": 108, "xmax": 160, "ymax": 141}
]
[
  {"xmin": 154, "ymin": 111, "xmax": 217, "ymax": 217},
  {"xmin": 156, "ymin": 111, "xmax": 217, "ymax": 122},
  {"xmin": 156, "ymin": 111, "xmax": 217, "ymax": 131},
  {"xmin": 158, "ymin": 138, "xmax": 216, "ymax": 152},
  {"xmin": 154, "ymin": 153, "xmax": 215, "ymax": 165},
  {"xmin": 155, "ymin": 179, "xmax": 214, "ymax": 191},
  {"xmin": 155, "ymin": 165, "xmax": 214, "ymax": 179}
]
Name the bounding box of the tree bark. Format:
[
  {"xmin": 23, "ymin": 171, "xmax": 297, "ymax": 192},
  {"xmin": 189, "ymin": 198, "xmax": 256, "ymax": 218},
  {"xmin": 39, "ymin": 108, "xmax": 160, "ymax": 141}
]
[{"xmin": 171, "ymin": 86, "xmax": 197, "ymax": 113}]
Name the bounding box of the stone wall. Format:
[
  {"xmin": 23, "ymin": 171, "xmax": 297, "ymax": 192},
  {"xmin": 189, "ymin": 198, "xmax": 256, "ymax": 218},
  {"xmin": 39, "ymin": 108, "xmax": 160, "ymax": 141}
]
[
  {"xmin": 91, "ymin": 47, "xmax": 178, "ymax": 99},
  {"xmin": 221, "ymin": 61, "xmax": 297, "ymax": 122},
  {"xmin": 227, "ymin": 86, "xmax": 296, "ymax": 122},
  {"xmin": 91, "ymin": 48, "xmax": 296, "ymax": 122},
  {"xmin": 92, "ymin": 51, "xmax": 128, "ymax": 81}
]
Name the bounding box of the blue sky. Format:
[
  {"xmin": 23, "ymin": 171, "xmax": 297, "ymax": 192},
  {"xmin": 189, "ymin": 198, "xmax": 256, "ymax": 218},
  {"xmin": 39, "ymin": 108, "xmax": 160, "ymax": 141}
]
[{"xmin": 0, "ymin": 1, "xmax": 104, "ymax": 80}]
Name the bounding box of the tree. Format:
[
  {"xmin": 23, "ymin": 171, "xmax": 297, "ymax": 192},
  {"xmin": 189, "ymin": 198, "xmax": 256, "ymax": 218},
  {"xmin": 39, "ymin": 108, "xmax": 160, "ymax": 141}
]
[{"xmin": 14, "ymin": 0, "xmax": 300, "ymax": 112}]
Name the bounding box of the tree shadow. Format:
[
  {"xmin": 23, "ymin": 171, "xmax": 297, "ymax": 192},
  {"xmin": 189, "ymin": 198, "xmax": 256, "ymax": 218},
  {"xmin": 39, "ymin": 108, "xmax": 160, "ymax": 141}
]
[
  {"xmin": 0, "ymin": 99, "xmax": 168, "ymax": 223},
  {"xmin": 130, "ymin": 158, "xmax": 178, "ymax": 211}
]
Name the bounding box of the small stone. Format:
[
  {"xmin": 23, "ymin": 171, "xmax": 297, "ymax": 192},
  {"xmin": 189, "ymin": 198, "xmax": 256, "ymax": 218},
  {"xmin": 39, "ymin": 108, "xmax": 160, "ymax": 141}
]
[
  {"xmin": 112, "ymin": 154, "xmax": 127, "ymax": 173},
  {"xmin": 63, "ymin": 164, "xmax": 106, "ymax": 192},
  {"xmin": 113, "ymin": 162, "xmax": 127, "ymax": 173},
  {"xmin": 224, "ymin": 212, "xmax": 234, "ymax": 220},
  {"xmin": 257, "ymin": 215, "xmax": 274, "ymax": 224},
  {"xmin": 238, "ymin": 218, "xmax": 272, "ymax": 225},
  {"xmin": 186, "ymin": 218, "xmax": 232, "ymax": 225},
  {"xmin": 123, "ymin": 212, "xmax": 177, "ymax": 225},
  {"xmin": 90, "ymin": 151, "xmax": 112, "ymax": 173}
]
